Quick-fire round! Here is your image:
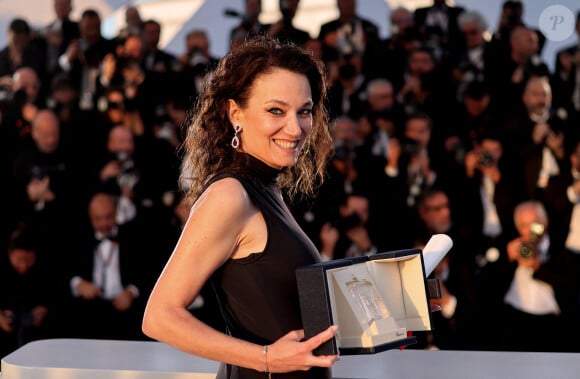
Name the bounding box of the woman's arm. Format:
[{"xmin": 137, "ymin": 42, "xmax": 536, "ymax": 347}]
[{"xmin": 142, "ymin": 177, "xmax": 338, "ymax": 373}]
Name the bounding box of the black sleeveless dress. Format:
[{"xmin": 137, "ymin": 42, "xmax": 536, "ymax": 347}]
[{"xmin": 207, "ymin": 153, "xmax": 330, "ymax": 379}]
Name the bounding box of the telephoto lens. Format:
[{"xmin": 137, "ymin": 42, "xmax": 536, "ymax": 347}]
[{"xmin": 519, "ymin": 222, "xmax": 545, "ymax": 258}]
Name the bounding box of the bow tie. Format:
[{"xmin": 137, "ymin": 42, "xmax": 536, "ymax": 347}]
[{"xmin": 94, "ymin": 226, "xmax": 119, "ymax": 242}]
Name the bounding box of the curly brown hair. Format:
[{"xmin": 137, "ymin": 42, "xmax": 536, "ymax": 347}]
[{"xmin": 180, "ymin": 36, "xmax": 333, "ymax": 204}]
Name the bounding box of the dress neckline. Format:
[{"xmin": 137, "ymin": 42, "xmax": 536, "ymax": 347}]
[{"xmin": 232, "ymin": 152, "xmax": 282, "ymax": 187}]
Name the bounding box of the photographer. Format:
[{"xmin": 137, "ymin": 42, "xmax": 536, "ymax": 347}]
[
  {"xmin": 500, "ymin": 76, "xmax": 569, "ymax": 200},
  {"xmin": 11, "ymin": 110, "xmax": 80, "ymax": 233},
  {"xmin": 327, "ymin": 50, "xmax": 366, "ymax": 119},
  {"xmin": 319, "ymin": 193, "xmax": 377, "ymax": 261},
  {"xmin": 0, "ymin": 68, "xmax": 42, "ymax": 170},
  {"xmin": 0, "ymin": 224, "xmax": 52, "ymax": 358},
  {"xmin": 497, "ymin": 201, "xmax": 577, "ymax": 352},
  {"xmin": 57, "ymin": 9, "xmax": 115, "ymax": 110},
  {"xmin": 228, "ymin": 0, "xmax": 265, "ymax": 50},
  {"xmin": 177, "ymin": 29, "xmax": 219, "ymax": 97},
  {"xmin": 95, "ymin": 124, "xmax": 177, "ymax": 227},
  {"xmin": 544, "ymin": 139, "xmax": 580, "ymax": 256},
  {"xmin": 264, "ymin": 0, "xmax": 310, "ymax": 47},
  {"xmin": 0, "ymin": 18, "xmax": 44, "ymax": 78},
  {"xmin": 461, "ymin": 132, "xmax": 523, "ymax": 268},
  {"xmin": 96, "ymin": 125, "xmax": 140, "ymax": 225}
]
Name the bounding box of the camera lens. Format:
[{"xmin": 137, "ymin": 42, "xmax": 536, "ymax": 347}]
[
  {"xmin": 519, "ymin": 242, "xmax": 536, "ymax": 258},
  {"xmin": 478, "ymin": 151, "xmax": 494, "ymax": 167}
]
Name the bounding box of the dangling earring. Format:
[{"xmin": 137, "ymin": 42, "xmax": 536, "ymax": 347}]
[{"xmin": 231, "ymin": 124, "xmax": 242, "ymax": 149}]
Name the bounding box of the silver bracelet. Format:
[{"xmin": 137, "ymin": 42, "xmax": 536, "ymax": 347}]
[{"xmin": 262, "ymin": 345, "xmax": 271, "ymax": 378}]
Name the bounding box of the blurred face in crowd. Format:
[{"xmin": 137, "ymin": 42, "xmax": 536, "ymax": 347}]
[
  {"xmin": 8, "ymin": 29, "xmax": 30, "ymax": 51},
  {"xmin": 9, "ymin": 248, "xmax": 36, "ymax": 275},
  {"xmin": 408, "ymin": 50, "xmax": 435, "ymax": 76},
  {"xmin": 186, "ymin": 32, "xmax": 209, "ymax": 55},
  {"xmin": 107, "ymin": 126, "xmax": 135, "ymax": 157},
  {"xmin": 124, "ymin": 35, "xmax": 144, "ymax": 61},
  {"xmin": 341, "ymin": 195, "xmax": 369, "ymax": 224},
  {"xmin": 333, "ymin": 116, "xmax": 359, "ymax": 144},
  {"xmin": 500, "ymin": 4, "xmax": 523, "ymax": 29},
  {"xmin": 522, "ymin": 77, "xmax": 551, "ymax": 116},
  {"xmin": 125, "ymin": 6, "xmax": 142, "ymax": 28},
  {"xmin": 143, "ymin": 22, "xmax": 161, "ymax": 50},
  {"xmin": 106, "ymin": 90, "xmax": 125, "ymax": 123},
  {"xmin": 511, "ymin": 27, "xmax": 538, "ymax": 60},
  {"xmin": 419, "ymin": 191, "xmax": 451, "ymax": 234},
  {"xmin": 480, "ymin": 138, "xmax": 502, "ymax": 164},
  {"xmin": 89, "ymin": 194, "xmax": 117, "ymax": 236},
  {"xmin": 32, "ymin": 110, "xmax": 60, "ymax": 154},
  {"xmin": 464, "ymin": 93, "xmax": 490, "ymax": 117},
  {"xmin": 228, "ymin": 68, "xmax": 313, "ymax": 170},
  {"xmin": 54, "ymin": 0, "xmax": 72, "ymax": 19},
  {"xmin": 390, "ymin": 8, "xmax": 414, "ymax": 36},
  {"xmin": 514, "ymin": 204, "xmax": 547, "ymax": 241},
  {"xmin": 461, "ymin": 22, "xmax": 484, "ymax": 49},
  {"xmin": 367, "ymin": 81, "xmax": 394, "ymax": 111},
  {"xmin": 338, "ymin": 0, "xmax": 356, "ymax": 20},
  {"xmin": 13, "ymin": 67, "xmax": 40, "ymax": 103},
  {"xmin": 405, "ymin": 116, "xmax": 431, "ymax": 149},
  {"xmin": 80, "ymin": 14, "xmax": 101, "ymax": 42}
]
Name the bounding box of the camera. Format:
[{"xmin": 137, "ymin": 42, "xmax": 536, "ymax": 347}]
[
  {"xmin": 0, "ymin": 85, "xmax": 13, "ymax": 103},
  {"xmin": 333, "ymin": 145, "xmax": 351, "ymax": 162},
  {"xmin": 115, "ymin": 151, "xmax": 139, "ymax": 191},
  {"xmin": 478, "ymin": 151, "xmax": 494, "ymax": 167},
  {"xmin": 519, "ymin": 222, "xmax": 545, "ymax": 259},
  {"xmin": 399, "ymin": 137, "xmax": 419, "ymax": 156},
  {"xmin": 334, "ymin": 213, "xmax": 363, "ymax": 233},
  {"xmin": 189, "ymin": 48, "xmax": 209, "ymax": 74}
]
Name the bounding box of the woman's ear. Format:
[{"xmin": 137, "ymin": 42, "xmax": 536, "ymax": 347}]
[{"xmin": 227, "ymin": 99, "xmax": 241, "ymax": 126}]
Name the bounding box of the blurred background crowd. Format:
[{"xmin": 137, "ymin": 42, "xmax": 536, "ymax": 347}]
[{"xmin": 1, "ymin": 0, "xmax": 580, "ymax": 359}]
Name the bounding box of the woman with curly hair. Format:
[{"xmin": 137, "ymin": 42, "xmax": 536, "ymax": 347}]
[{"xmin": 142, "ymin": 36, "xmax": 338, "ymax": 379}]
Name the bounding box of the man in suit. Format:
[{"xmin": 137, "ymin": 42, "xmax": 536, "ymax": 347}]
[
  {"xmin": 66, "ymin": 192, "xmax": 148, "ymax": 340},
  {"xmin": 494, "ymin": 201, "xmax": 578, "ymax": 352},
  {"xmin": 263, "ymin": 0, "xmax": 311, "ymax": 48},
  {"xmin": 58, "ymin": 9, "xmax": 115, "ymax": 111},
  {"xmin": 551, "ymin": 11, "xmax": 580, "ymax": 137},
  {"xmin": 413, "ymin": 0, "xmax": 464, "ymax": 60},
  {"xmin": 229, "ymin": 0, "xmax": 266, "ymax": 50},
  {"xmin": 318, "ymin": 0, "xmax": 379, "ymax": 62},
  {"xmin": 412, "ymin": 188, "xmax": 481, "ymax": 350},
  {"xmin": 41, "ymin": 0, "xmax": 80, "ymax": 76},
  {"xmin": 500, "ymin": 76, "xmax": 568, "ymax": 201},
  {"xmin": 142, "ymin": 19, "xmax": 177, "ymax": 74},
  {"xmin": 544, "ymin": 138, "xmax": 580, "ymax": 255}
]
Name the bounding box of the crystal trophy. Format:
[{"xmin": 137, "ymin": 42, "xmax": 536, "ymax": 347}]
[{"xmin": 346, "ymin": 275, "xmax": 391, "ymax": 326}]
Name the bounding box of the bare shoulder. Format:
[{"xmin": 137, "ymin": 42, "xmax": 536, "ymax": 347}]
[{"xmin": 190, "ymin": 177, "xmax": 253, "ymax": 223}]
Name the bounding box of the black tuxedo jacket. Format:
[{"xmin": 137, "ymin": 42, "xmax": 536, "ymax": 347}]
[
  {"xmin": 552, "ymin": 44, "xmax": 580, "ymax": 114},
  {"xmin": 414, "ymin": 4, "xmax": 464, "ymax": 52},
  {"xmin": 71, "ymin": 221, "xmax": 147, "ymax": 298},
  {"xmin": 544, "ymin": 161, "xmax": 576, "ymax": 246},
  {"xmin": 318, "ymin": 17, "xmax": 379, "ymax": 43}
]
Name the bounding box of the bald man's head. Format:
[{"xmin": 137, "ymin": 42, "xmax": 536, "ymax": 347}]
[{"xmin": 32, "ymin": 110, "xmax": 60, "ymax": 153}]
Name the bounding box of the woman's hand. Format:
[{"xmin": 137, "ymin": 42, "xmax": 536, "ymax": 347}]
[{"xmin": 267, "ymin": 325, "xmax": 339, "ymax": 373}]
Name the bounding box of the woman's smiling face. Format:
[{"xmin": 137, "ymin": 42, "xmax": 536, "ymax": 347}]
[{"xmin": 229, "ymin": 68, "xmax": 314, "ymax": 169}]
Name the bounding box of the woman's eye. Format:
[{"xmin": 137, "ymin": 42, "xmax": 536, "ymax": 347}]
[
  {"xmin": 268, "ymin": 108, "xmax": 283, "ymax": 115},
  {"xmin": 299, "ymin": 108, "xmax": 313, "ymax": 116}
]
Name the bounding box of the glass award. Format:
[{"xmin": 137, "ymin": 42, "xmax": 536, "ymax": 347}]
[{"xmin": 346, "ymin": 275, "xmax": 391, "ymax": 326}]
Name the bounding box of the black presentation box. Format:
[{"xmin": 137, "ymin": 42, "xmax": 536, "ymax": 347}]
[{"xmin": 296, "ymin": 249, "xmax": 434, "ymax": 355}]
